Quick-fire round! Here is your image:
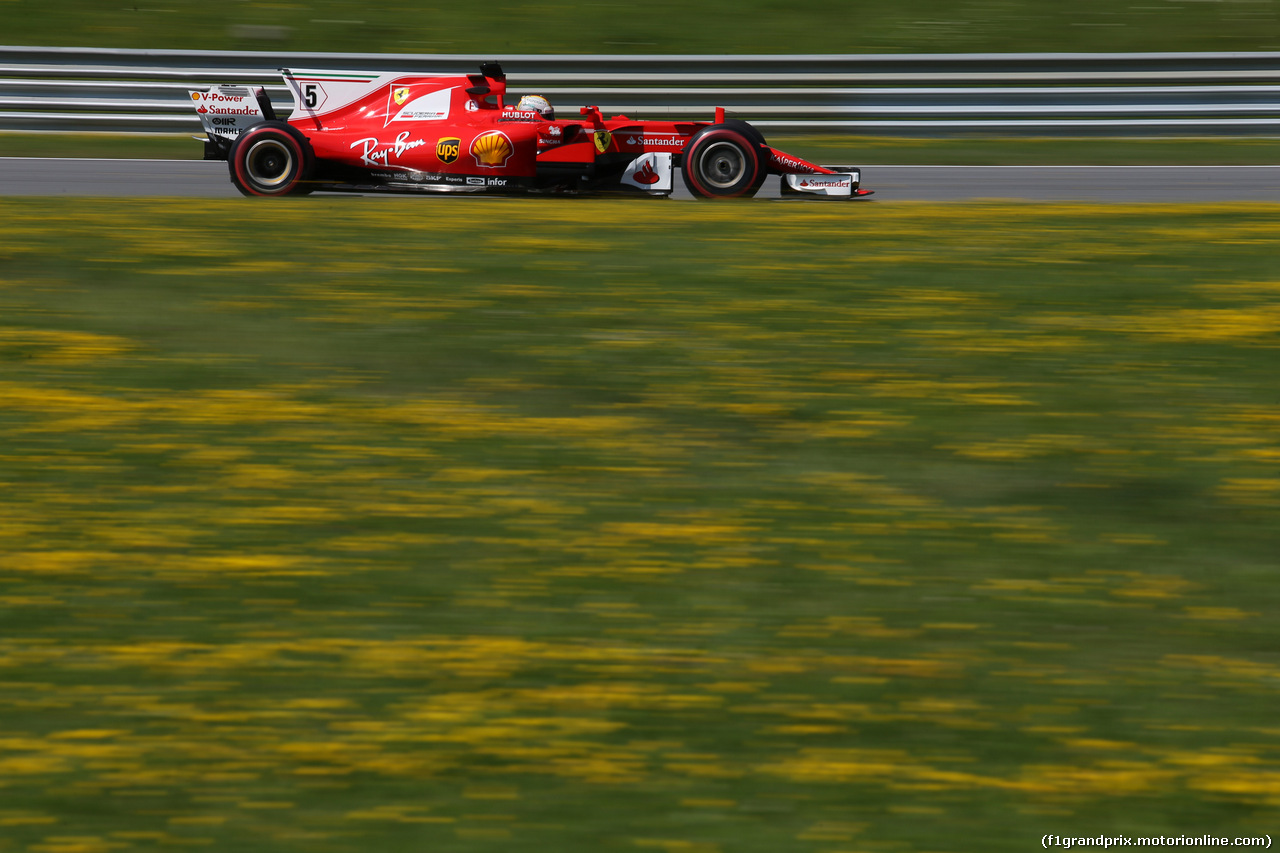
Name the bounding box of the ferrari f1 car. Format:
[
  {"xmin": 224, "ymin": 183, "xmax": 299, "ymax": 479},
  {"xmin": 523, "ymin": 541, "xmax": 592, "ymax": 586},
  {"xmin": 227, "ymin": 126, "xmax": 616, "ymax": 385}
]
[{"xmin": 191, "ymin": 62, "xmax": 871, "ymax": 200}]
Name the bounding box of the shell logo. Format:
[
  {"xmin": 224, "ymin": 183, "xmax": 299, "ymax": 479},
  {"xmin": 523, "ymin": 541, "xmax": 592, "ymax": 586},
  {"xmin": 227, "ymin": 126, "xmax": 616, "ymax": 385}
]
[
  {"xmin": 191, "ymin": 92, "xmax": 201, "ymax": 101},
  {"xmin": 470, "ymin": 131, "xmax": 514, "ymax": 168}
]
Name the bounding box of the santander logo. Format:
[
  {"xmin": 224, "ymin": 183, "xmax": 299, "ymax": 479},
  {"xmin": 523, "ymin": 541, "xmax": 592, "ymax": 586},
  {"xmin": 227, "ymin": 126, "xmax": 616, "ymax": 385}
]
[{"xmin": 633, "ymin": 160, "xmax": 661, "ymax": 185}]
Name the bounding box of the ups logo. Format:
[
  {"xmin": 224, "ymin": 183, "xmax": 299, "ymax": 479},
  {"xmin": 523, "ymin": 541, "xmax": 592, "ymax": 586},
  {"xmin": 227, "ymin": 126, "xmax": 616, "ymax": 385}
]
[{"xmin": 435, "ymin": 137, "xmax": 461, "ymax": 164}]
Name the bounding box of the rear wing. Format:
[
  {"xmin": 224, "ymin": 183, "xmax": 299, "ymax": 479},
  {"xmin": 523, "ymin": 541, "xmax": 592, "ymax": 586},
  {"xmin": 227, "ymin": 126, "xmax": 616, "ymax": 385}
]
[{"xmin": 189, "ymin": 85, "xmax": 274, "ymax": 160}]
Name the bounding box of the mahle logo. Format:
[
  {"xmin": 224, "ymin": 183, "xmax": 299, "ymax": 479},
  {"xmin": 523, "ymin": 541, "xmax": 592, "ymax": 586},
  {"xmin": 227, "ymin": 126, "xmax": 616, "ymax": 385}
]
[{"xmin": 436, "ymin": 137, "xmax": 461, "ymax": 164}]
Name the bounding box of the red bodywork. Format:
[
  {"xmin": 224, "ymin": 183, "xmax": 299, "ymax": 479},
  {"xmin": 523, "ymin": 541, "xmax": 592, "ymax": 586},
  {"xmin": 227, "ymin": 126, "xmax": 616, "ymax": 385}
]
[{"xmin": 226, "ymin": 64, "xmax": 872, "ymax": 197}]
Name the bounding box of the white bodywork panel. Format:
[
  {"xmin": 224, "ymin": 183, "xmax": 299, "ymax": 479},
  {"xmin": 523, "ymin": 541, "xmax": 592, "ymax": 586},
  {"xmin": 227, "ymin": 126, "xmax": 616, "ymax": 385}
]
[
  {"xmin": 283, "ymin": 69, "xmax": 393, "ymax": 122},
  {"xmin": 782, "ymin": 170, "xmax": 860, "ymax": 197},
  {"xmin": 621, "ymin": 152, "xmax": 673, "ymax": 193}
]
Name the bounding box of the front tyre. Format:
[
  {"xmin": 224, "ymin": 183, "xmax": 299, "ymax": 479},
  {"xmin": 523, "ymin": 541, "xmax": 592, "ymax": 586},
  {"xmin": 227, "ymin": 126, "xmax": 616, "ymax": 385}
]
[
  {"xmin": 680, "ymin": 125, "xmax": 764, "ymax": 199},
  {"xmin": 228, "ymin": 122, "xmax": 312, "ymax": 197}
]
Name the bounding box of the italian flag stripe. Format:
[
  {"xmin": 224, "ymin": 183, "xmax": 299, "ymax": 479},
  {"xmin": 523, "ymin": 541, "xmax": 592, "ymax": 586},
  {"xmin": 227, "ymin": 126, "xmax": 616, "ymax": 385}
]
[{"xmin": 289, "ymin": 73, "xmax": 379, "ymax": 82}]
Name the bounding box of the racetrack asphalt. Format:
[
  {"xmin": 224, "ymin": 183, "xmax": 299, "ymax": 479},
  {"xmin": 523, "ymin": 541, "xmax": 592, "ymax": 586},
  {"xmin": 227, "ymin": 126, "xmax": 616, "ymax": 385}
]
[{"xmin": 2, "ymin": 157, "xmax": 1279, "ymax": 201}]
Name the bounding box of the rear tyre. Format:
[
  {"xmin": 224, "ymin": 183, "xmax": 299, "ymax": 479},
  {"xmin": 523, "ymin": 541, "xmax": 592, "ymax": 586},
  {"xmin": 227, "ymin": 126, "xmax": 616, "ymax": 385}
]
[
  {"xmin": 680, "ymin": 125, "xmax": 764, "ymax": 199},
  {"xmin": 228, "ymin": 121, "xmax": 313, "ymax": 197}
]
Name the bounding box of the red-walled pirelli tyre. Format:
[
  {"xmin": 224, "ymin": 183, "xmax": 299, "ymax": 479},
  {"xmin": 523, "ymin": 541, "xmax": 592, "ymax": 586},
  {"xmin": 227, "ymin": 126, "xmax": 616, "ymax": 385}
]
[
  {"xmin": 228, "ymin": 121, "xmax": 313, "ymax": 197},
  {"xmin": 721, "ymin": 118, "xmax": 768, "ymax": 151},
  {"xmin": 681, "ymin": 125, "xmax": 764, "ymax": 199},
  {"xmin": 721, "ymin": 119, "xmax": 769, "ymax": 196}
]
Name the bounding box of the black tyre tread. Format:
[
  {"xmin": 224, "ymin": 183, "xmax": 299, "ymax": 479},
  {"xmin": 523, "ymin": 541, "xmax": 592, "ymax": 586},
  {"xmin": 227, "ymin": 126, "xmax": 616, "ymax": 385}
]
[
  {"xmin": 227, "ymin": 120, "xmax": 314, "ymax": 197},
  {"xmin": 721, "ymin": 118, "xmax": 768, "ymax": 149},
  {"xmin": 718, "ymin": 119, "xmax": 769, "ymax": 195},
  {"xmin": 680, "ymin": 125, "xmax": 763, "ymax": 200}
]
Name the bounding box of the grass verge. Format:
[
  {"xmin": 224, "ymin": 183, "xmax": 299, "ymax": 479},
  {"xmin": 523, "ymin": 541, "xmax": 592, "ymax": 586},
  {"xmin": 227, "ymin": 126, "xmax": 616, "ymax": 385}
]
[{"xmin": 1, "ymin": 198, "xmax": 1278, "ymax": 852}]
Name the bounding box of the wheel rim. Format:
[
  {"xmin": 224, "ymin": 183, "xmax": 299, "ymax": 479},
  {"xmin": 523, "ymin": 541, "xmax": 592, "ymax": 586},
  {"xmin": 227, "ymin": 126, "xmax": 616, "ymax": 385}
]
[
  {"xmin": 245, "ymin": 138, "xmax": 294, "ymax": 188},
  {"xmin": 697, "ymin": 140, "xmax": 747, "ymax": 189}
]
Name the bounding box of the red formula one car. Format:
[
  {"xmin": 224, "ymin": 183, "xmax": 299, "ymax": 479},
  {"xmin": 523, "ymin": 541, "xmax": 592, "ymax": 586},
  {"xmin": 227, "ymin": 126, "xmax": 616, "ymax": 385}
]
[{"xmin": 192, "ymin": 62, "xmax": 871, "ymax": 200}]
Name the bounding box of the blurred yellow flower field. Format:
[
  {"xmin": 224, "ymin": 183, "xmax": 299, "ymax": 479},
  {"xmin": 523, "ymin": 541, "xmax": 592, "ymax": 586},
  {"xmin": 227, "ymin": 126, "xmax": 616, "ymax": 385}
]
[{"xmin": 0, "ymin": 199, "xmax": 1277, "ymax": 852}]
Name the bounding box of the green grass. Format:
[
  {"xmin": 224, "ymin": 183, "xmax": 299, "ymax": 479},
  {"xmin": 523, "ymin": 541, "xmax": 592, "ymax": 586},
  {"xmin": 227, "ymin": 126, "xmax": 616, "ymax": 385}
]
[
  {"xmin": 6, "ymin": 132, "xmax": 1280, "ymax": 165},
  {"xmin": 1, "ymin": 198, "xmax": 1278, "ymax": 853},
  {"xmin": 3, "ymin": 0, "xmax": 1280, "ymax": 53}
]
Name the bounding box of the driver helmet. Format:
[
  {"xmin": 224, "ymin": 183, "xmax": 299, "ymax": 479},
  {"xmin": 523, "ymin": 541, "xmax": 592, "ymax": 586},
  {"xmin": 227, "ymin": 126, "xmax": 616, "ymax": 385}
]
[{"xmin": 516, "ymin": 94, "xmax": 554, "ymax": 120}]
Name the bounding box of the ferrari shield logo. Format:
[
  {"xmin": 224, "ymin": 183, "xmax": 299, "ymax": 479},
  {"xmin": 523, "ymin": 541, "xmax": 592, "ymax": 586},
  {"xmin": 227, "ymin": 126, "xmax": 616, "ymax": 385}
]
[
  {"xmin": 393, "ymin": 86, "xmax": 411, "ymax": 105},
  {"xmin": 593, "ymin": 130, "xmax": 612, "ymax": 154}
]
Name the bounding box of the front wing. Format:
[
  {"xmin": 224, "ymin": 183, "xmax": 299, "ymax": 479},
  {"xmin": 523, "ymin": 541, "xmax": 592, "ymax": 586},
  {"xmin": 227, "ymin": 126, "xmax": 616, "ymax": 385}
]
[{"xmin": 779, "ymin": 168, "xmax": 870, "ymax": 198}]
